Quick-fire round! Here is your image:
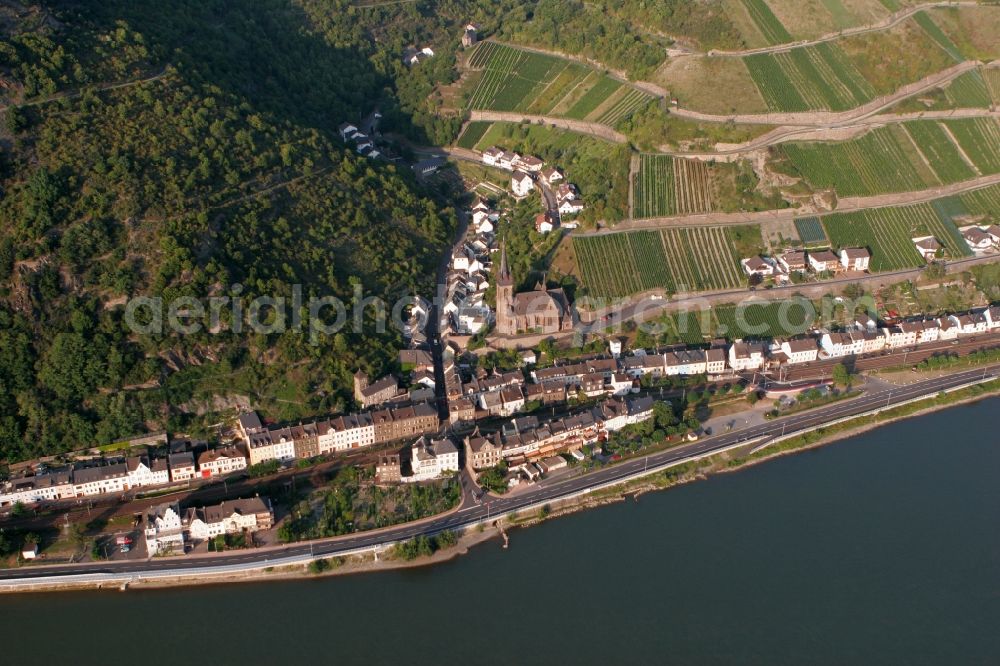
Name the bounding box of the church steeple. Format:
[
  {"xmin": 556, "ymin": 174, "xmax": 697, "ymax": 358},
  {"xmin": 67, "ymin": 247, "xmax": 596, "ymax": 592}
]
[{"xmin": 498, "ymin": 239, "xmax": 512, "ymax": 286}]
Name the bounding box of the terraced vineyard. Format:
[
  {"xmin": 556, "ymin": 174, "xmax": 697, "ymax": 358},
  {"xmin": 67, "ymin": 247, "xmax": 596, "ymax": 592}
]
[
  {"xmin": 456, "ymin": 121, "xmax": 492, "ymax": 149},
  {"xmin": 956, "ymin": 183, "xmax": 1000, "ymax": 218},
  {"xmin": 821, "ymin": 202, "xmax": 971, "ymax": 272},
  {"xmin": 465, "ymin": 42, "xmax": 653, "ymax": 126},
  {"xmin": 944, "ymin": 118, "xmax": 1000, "ymax": 174},
  {"xmin": 574, "ymin": 226, "xmax": 755, "ymax": 297},
  {"xmin": 633, "ymin": 155, "xmax": 715, "ymax": 218},
  {"xmin": 742, "ymin": 0, "xmax": 792, "ymax": 45},
  {"xmin": 985, "ymin": 68, "xmax": 1000, "ymax": 105},
  {"xmin": 633, "ymin": 155, "xmax": 676, "ymax": 218},
  {"xmin": 944, "ymin": 68, "xmax": 994, "ymax": 108},
  {"xmin": 744, "ymin": 42, "xmax": 874, "ymax": 112},
  {"xmin": 783, "ymin": 126, "xmax": 934, "ymax": 196},
  {"xmin": 903, "ymin": 120, "xmax": 977, "ymax": 184}
]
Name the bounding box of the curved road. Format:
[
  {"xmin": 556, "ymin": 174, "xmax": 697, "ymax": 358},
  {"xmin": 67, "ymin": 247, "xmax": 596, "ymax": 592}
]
[{"xmin": 2, "ymin": 365, "xmax": 996, "ymax": 582}]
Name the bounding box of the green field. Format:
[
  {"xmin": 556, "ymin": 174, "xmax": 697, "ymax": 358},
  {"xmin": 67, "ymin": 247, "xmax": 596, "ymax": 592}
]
[
  {"xmin": 783, "ymin": 126, "xmax": 934, "ymax": 197},
  {"xmin": 465, "ymin": 41, "xmax": 653, "ymax": 126},
  {"xmin": 985, "ymin": 68, "xmax": 1000, "ymax": 105},
  {"xmin": 820, "ymin": 202, "xmax": 971, "ymax": 272},
  {"xmin": 744, "ymin": 42, "xmax": 874, "ymax": 112},
  {"xmin": 794, "ymin": 217, "xmax": 828, "ymax": 246},
  {"xmin": 713, "ymin": 298, "xmax": 817, "ymax": 339},
  {"xmin": 742, "ymin": 0, "xmax": 792, "ymax": 45},
  {"xmin": 943, "ymin": 118, "xmax": 1000, "ymax": 174},
  {"xmin": 574, "ymin": 226, "xmax": 758, "ymax": 297},
  {"xmin": 456, "ymin": 121, "xmax": 492, "ymax": 149}
]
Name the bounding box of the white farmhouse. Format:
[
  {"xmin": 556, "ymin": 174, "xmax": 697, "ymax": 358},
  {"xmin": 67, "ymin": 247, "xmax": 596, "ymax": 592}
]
[{"xmin": 511, "ymin": 170, "xmax": 534, "ymax": 198}]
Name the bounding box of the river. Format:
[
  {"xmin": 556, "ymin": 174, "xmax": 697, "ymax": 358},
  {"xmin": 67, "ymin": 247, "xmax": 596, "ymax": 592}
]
[{"xmin": 2, "ymin": 399, "xmax": 999, "ymax": 664}]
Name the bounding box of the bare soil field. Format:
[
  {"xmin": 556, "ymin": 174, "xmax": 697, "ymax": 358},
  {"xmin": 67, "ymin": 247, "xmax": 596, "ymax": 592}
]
[{"xmin": 655, "ymin": 57, "xmax": 768, "ymax": 114}]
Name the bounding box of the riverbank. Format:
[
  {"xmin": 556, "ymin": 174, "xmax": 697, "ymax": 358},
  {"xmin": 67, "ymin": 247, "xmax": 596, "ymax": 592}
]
[{"xmin": 4, "ymin": 373, "xmax": 999, "ymax": 593}]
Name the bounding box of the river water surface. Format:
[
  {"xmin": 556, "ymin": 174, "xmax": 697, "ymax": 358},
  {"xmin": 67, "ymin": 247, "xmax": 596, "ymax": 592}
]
[{"xmin": 2, "ymin": 399, "xmax": 999, "ymax": 664}]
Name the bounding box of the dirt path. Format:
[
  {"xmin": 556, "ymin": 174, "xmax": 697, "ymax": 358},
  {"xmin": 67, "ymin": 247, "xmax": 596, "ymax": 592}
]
[
  {"xmin": 0, "ymin": 66, "xmax": 169, "ymax": 112},
  {"xmin": 578, "ymin": 172, "xmax": 1000, "ymax": 233},
  {"xmin": 468, "ymin": 110, "xmax": 628, "ymax": 143},
  {"xmin": 701, "ymin": 1, "xmax": 982, "ymax": 58},
  {"xmin": 667, "ymin": 60, "xmax": 981, "ymax": 127}
]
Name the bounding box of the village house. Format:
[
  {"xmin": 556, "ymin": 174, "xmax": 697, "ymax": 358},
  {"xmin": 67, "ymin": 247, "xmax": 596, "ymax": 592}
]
[
  {"xmin": 988, "ymin": 225, "xmax": 1000, "ymax": 246},
  {"xmin": 839, "ymin": 247, "xmax": 871, "ymax": 272},
  {"xmin": 466, "ymin": 429, "xmax": 504, "ymax": 470},
  {"xmin": 808, "ymin": 250, "xmax": 840, "ymax": 273},
  {"xmin": 664, "ymin": 350, "xmax": 708, "ymax": 376},
  {"xmin": 246, "ymin": 428, "xmax": 296, "ymax": 467},
  {"xmin": 197, "ymin": 447, "xmax": 248, "ymax": 479},
  {"xmin": 728, "ymin": 341, "xmax": 766, "ymax": 371},
  {"xmin": 986, "ymin": 306, "xmax": 1000, "ymax": 329},
  {"xmin": 913, "ymin": 236, "xmax": 942, "ymax": 262},
  {"xmin": 511, "ymin": 170, "xmax": 534, "ymax": 198},
  {"xmin": 535, "ymin": 211, "xmax": 556, "ymax": 234},
  {"xmin": 513, "ymin": 154, "xmax": 545, "ymax": 172},
  {"xmin": 406, "ymin": 436, "xmax": 460, "ymax": 482},
  {"xmin": 375, "ymin": 453, "xmax": 402, "ymax": 485},
  {"xmin": 962, "ymin": 226, "xmax": 994, "ymax": 252},
  {"xmin": 354, "ymin": 372, "xmax": 402, "ymax": 408},
  {"xmin": 881, "ymin": 324, "xmax": 918, "ymax": 350},
  {"xmin": 779, "ymin": 250, "xmax": 808, "ymax": 273},
  {"xmin": 741, "ymin": 256, "xmax": 775, "ymax": 278},
  {"xmin": 541, "ymin": 167, "xmax": 563, "ymax": 185},
  {"xmin": 705, "ymin": 348, "xmax": 727, "ymax": 375},
  {"xmin": 949, "ymin": 312, "xmax": 989, "ymax": 335},
  {"xmin": 338, "ymin": 122, "xmax": 358, "ymax": 142},
  {"xmin": 72, "ymin": 463, "xmax": 130, "ymax": 497},
  {"xmin": 186, "ymin": 497, "xmax": 274, "ymax": 542},
  {"xmin": 144, "ymin": 502, "xmax": 186, "ymax": 555},
  {"xmin": 461, "ymin": 25, "xmax": 478, "ymax": 48}
]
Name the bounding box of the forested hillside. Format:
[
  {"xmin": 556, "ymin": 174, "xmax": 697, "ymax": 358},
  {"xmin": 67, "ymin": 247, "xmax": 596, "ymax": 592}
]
[{"xmin": 0, "ymin": 0, "xmax": 486, "ymax": 461}]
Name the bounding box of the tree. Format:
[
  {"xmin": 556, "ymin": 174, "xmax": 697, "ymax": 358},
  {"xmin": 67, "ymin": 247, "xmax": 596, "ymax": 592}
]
[
  {"xmin": 747, "ymin": 390, "xmax": 760, "ymax": 405},
  {"xmin": 832, "ymin": 363, "xmax": 853, "ymax": 388}
]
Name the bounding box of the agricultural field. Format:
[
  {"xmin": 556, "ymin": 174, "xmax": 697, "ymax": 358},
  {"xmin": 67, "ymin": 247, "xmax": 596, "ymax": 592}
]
[
  {"xmin": 902, "ymin": 120, "xmax": 977, "ymax": 184},
  {"xmin": 742, "ymin": 0, "xmax": 792, "ymax": 45},
  {"xmin": 455, "ymin": 121, "xmax": 492, "ymax": 149},
  {"xmin": 957, "ymin": 183, "xmax": 1000, "ymax": 221},
  {"xmin": 464, "ymin": 42, "xmax": 653, "ymax": 126},
  {"xmin": 573, "ymin": 225, "xmax": 758, "ymax": 297},
  {"xmin": 794, "ymin": 217, "xmax": 828, "ymax": 247},
  {"xmin": 986, "ymin": 68, "xmax": 1000, "ymax": 105},
  {"xmin": 943, "ymin": 68, "xmax": 994, "ymax": 108},
  {"xmin": 943, "ymin": 118, "xmax": 1000, "ymax": 175},
  {"xmin": 653, "ymin": 57, "xmax": 769, "ymax": 115},
  {"xmin": 781, "ymin": 126, "xmax": 935, "ymax": 197},
  {"xmin": 820, "ymin": 202, "xmax": 971, "ymax": 272},
  {"xmin": 632, "ymin": 155, "xmax": 715, "ymax": 218},
  {"xmin": 744, "ymin": 42, "xmax": 874, "ymax": 112},
  {"xmin": 762, "ymin": 0, "xmax": 892, "ymax": 39}
]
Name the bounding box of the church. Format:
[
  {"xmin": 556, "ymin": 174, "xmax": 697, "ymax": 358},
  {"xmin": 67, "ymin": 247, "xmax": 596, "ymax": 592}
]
[{"xmin": 495, "ymin": 242, "xmax": 574, "ymax": 336}]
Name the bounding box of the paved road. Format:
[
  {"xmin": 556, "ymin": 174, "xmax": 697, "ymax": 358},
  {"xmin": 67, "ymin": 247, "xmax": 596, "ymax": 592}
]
[{"xmin": 3, "ymin": 365, "xmax": 995, "ymax": 581}]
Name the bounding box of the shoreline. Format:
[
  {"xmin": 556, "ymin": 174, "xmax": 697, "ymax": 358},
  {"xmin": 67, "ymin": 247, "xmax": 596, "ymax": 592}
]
[{"xmin": 4, "ymin": 378, "xmax": 998, "ymax": 594}]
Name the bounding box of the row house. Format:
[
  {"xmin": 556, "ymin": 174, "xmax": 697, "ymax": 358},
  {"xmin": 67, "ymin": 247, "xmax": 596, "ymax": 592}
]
[
  {"xmin": 126, "ymin": 456, "xmax": 171, "ymax": 488},
  {"xmin": 820, "ymin": 331, "xmax": 862, "ymax": 358},
  {"xmin": 480, "ymin": 386, "xmax": 525, "ymax": 417},
  {"xmin": 247, "ymin": 428, "xmax": 297, "ymax": 466},
  {"xmin": 665, "ymin": 350, "xmax": 708, "ymax": 376},
  {"xmin": 706, "ymin": 348, "xmax": 727, "ymax": 375},
  {"xmin": 316, "ymin": 413, "xmax": 376, "ymax": 454},
  {"xmin": 950, "ymin": 311, "xmax": 989, "ymax": 336},
  {"xmin": 780, "ymin": 338, "xmax": 819, "ymax": 365},
  {"xmin": 883, "ymin": 323, "xmax": 920, "ymax": 350},
  {"xmin": 197, "ymin": 447, "xmax": 248, "ymax": 479},
  {"xmin": 371, "ymin": 402, "xmax": 440, "ymax": 444}
]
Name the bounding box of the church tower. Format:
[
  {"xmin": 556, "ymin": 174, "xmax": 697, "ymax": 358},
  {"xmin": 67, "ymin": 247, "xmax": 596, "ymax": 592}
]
[{"xmin": 496, "ymin": 240, "xmax": 515, "ymax": 335}]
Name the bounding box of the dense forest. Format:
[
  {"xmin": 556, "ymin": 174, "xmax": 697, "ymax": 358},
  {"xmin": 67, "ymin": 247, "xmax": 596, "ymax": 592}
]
[{"xmin": 0, "ymin": 0, "xmax": 485, "ymax": 462}]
